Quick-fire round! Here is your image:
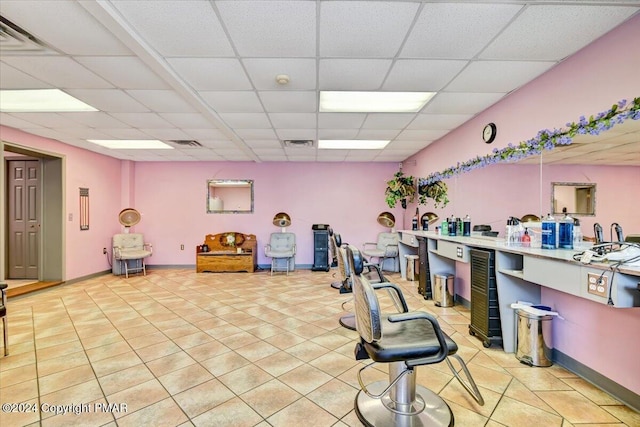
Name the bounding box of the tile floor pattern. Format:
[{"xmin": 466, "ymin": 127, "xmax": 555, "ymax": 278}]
[{"xmin": 1, "ymin": 269, "xmax": 638, "ymax": 427}]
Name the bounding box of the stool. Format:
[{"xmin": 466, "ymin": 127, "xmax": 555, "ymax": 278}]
[{"xmin": 405, "ymin": 254, "xmax": 419, "ymax": 282}]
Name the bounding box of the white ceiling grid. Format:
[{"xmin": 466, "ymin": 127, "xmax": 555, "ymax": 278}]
[{"xmin": 0, "ymin": 0, "xmax": 638, "ymax": 164}]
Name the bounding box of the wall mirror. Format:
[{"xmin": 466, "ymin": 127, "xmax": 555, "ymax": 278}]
[
  {"xmin": 551, "ymin": 182, "xmax": 596, "ymax": 216},
  {"xmin": 207, "ymin": 179, "xmax": 254, "ymax": 214}
]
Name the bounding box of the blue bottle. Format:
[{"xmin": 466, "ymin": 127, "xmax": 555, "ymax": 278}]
[
  {"xmin": 541, "ymin": 214, "xmax": 557, "ymax": 249},
  {"xmin": 558, "ymin": 214, "xmax": 574, "ymax": 249}
]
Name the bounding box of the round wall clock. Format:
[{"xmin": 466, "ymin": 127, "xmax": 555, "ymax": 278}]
[{"xmin": 483, "ymin": 123, "xmax": 497, "ymax": 144}]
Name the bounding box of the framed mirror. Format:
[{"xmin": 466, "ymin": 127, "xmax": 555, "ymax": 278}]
[
  {"xmin": 551, "ymin": 182, "xmax": 596, "ymax": 216},
  {"xmin": 207, "ymin": 179, "xmax": 254, "ymax": 214}
]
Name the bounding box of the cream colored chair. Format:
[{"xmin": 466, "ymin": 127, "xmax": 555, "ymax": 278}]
[
  {"xmin": 362, "ymin": 232, "xmax": 399, "ymax": 272},
  {"xmin": 265, "ymin": 232, "xmax": 296, "ymax": 275},
  {"xmin": 113, "ymin": 233, "xmax": 153, "ymax": 278}
]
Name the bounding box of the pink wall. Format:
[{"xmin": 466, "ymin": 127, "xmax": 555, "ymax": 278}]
[
  {"xmin": 132, "ymin": 161, "xmax": 399, "ymax": 266},
  {"xmin": 402, "ymin": 15, "xmax": 640, "ymax": 395},
  {"xmin": 1, "ymin": 126, "xmax": 122, "ymax": 280}
]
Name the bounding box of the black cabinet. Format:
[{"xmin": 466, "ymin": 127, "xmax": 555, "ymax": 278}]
[
  {"xmin": 417, "ymin": 236, "xmax": 432, "ymax": 299},
  {"xmin": 469, "ymin": 248, "xmax": 502, "ymax": 348},
  {"xmin": 311, "ymin": 225, "xmax": 330, "ymax": 271}
]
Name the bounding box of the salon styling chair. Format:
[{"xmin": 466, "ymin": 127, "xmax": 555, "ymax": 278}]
[{"xmin": 347, "ymin": 246, "xmax": 483, "ymax": 426}]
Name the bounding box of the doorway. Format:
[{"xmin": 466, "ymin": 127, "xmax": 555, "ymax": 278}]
[{"xmin": 2, "ymin": 143, "xmax": 64, "ymax": 283}]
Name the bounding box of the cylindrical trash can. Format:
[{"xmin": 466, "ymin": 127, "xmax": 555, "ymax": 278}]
[
  {"xmin": 405, "ymin": 254, "xmax": 419, "ymax": 282},
  {"xmin": 515, "ymin": 308, "xmax": 554, "ymax": 367},
  {"xmin": 433, "ymin": 274, "xmax": 454, "ymax": 307}
]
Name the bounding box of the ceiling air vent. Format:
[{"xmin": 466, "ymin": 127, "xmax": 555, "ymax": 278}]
[
  {"xmin": 282, "ymin": 140, "xmax": 315, "ymax": 148},
  {"xmin": 169, "ymin": 140, "xmax": 203, "ymax": 147},
  {"xmin": 0, "ymin": 16, "xmax": 53, "ymax": 54}
]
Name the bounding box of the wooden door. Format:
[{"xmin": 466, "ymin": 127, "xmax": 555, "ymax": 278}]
[{"xmin": 7, "ymin": 160, "xmax": 40, "ymax": 279}]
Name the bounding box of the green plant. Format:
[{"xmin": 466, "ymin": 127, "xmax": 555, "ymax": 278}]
[
  {"xmin": 418, "ymin": 181, "xmax": 449, "ymax": 208},
  {"xmin": 385, "ymin": 171, "xmax": 417, "ymax": 209}
]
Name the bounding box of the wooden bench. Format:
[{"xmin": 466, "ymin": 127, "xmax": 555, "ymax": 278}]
[{"xmin": 196, "ymin": 232, "xmax": 257, "ymax": 273}]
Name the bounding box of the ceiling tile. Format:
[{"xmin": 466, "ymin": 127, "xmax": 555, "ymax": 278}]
[
  {"xmin": 0, "ymin": 0, "xmax": 131, "ymax": 55},
  {"xmin": 317, "ymin": 129, "xmax": 359, "ymax": 140},
  {"xmin": 257, "ymin": 155, "xmax": 288, "ymax": 162},
  {"xmin": 66, "ymin": 89, "xmax": 150, "ymax": 113},
  {"xmin": 111, "ymin": 0, "xmax": 234, "ymax": 57},
  {"xmin": 1, "ymin": 56, "xmax": 113, "ymax": 89},
  {"xmin": 218, "ymin": 113, "xmax": 271, "ymax": 129},
  {"xmin": 100, "ymin": 128, "xmax": 151, "ymax": 140},
  {"xmin": 5, "ymin": 113, "xmax": 85, "ymax": 129},
  {"xmin": 318, "ymin": 113, "xmax": 366, "ymax": 129},
  {"xmin": 361, "ymin": 114, "xmax": 415, "ymax": 130},
  {"xmin": 275, "ymin": 129, "xmax": 316, "ymax": 140},
  {"xmin": 480, "ymin": 5, "xmax": 639, "ymax": 60},
  {"xmin": 244, "ymin": 140, "xmax": 281, "ymax": 149},
  {"xmin": 251, "ymin": 148, "xmax": 285, "ymax": 156},
  {"xmin": 383, "ymin": 59, "xmax": 468, "ymax": 91},
  {"xmin": 75, "ymin": 57, "xmax": 169, "ymax": 90},
  {"xmin": 217, "ymin": 1, "xmax": 316, "ymax": 57},
  {"xmin": 126, "ymin": 90, "xmax": 197, "ymax": 113},
  {"xmin": 243, "ymin": 59, "xmax": 316, "ymax": 91},
  {"xmin": 200, "ymin": 91, "xmax": 264, "ymax": 113},
  {"xmin": 158, "ymin": 113, "xmax": 217, "ymax": 129},
  {"xmin": 258, "ymin": 91, "xmax": 317, "ymax": 113},
  {"xmin": 0, "ymin": 62, "xmax": 50, "ymax": 89},
  {"xmin": 407, "ymin": 114, "xmax": 473, "ymax": 130},
  {"xmin": 386, "ymin": 140, "xmax": 431, "ymax": 150},
  {"xmin": 356, "ymin": 129, "xmax": 401, "ymax": 140},
  {"xmin": 139, "ymin": 128, "xmax": 191, "ymax": 140},
  {"xmin": 199, "ymin": 140, "xmax": 237, "ymax": 149},
  {"xmin": 268, "ymin": 113, "xmax": 317, "ymax": 129},
  {"xmin": 422, "ymin": 92, "xmax": 505, "ymax": 114},
  {"xmin": 60, "ymin": 112, "xmax": 129, "ymax": 128},
  {"xmin": 319, "ymin": 1, "xmax": 419, "ymax": 57},
  {"xmin": 0, "ymin": 113, "xmax": 44, "ymax": 129},
  {"xmin": 319, "ymin": 59, "xmax": 393, "ymax": 90},
  {"xmin": 401, "ymin": 3, "xmax": 523, "ymax": 59},
  {"xmin": 183, "ymin": 129, "xmax": 230, "ymax": 140},
  {"xmin": 167, "ymin": 58, "xmax": 252, "ymax": 90},
  {"xmin": 110, "ymin": 113, "xmax": 175, "ymax": 128},
  {"xmin": 234, "ymin": 129, "xmax": 278, "ymax": 139},
  {"xmin": 395, "ymin": 129, "xmax": 449, "ymax": 141},
  {"xmin": 446, "ymin": 61, "xmax": 556, "ymax": 93}
]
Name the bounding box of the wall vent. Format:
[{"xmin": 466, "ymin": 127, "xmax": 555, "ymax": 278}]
[
  {"xmin": 0, "ymin": 16, "xmax": 53, "ymax": 54},
  {"xmin": 282, "ymin": 140, "xmax": 315, "ymax": 148},
  {"xmin": 169, "ymin": 140, "xmax": 203, "ymax": 147}
]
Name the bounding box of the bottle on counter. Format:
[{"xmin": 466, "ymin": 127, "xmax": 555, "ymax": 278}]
[
  {"xmin": 541, "ymin": 214, "xmax": 557, "ymax": 249},
  {"xmin": 456, "ymin": 217, "xmax": 463, "ymax": 236},
  {"xmin": 412, "ymin": 208, "xmax": 419, "ymax": 231},
  {"xmin": 573, "ymin": 218, "xmax": 583, "ymax": 248},
  {"xmin": 441, "ymin": 219, "xmax": 449, "ymax": 236},
  {"xmin": 522, "ymin": 228, "xmax": 531, "ymax": 247},
  {"xmin": 559, "ymin": 213, "xmax": 574, "ymax": 249},
  {"xmin": 448, "ymin": 215, "xmax": 457, "ymax": 236},
  {"xmin": 463, "ymin": 215, "xmax": 471, "ymax": 236}
]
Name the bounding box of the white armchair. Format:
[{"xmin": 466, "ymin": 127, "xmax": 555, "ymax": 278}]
[
  {"xmin": 113, "ymin": 233, "xmax": 153, "ymax": 278},
  {"xmin": 265, "ymin": 232, "xmax": 296, "ymax": 275},
  {"xmin": 362, "ymin": 232, "xmax": 399, "ymax": 272}
]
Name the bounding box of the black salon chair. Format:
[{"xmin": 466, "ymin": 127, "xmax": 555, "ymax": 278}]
[
  {"xmin": 346, "ymin": 246, "xmax": 483, "ymax": 426},
  {"xmin": 1, "ymin": 283, "xmax": 8, "ymax": 356}
]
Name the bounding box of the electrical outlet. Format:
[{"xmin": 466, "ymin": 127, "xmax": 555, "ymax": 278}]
[
  {"xmin": 587, "ymin": 272, "xmax": 608, "ymax": 297},
  {"xmin": 180, "ymin": 244, "xmax": 184, "ymax": 250},
  {"xmin": 103, "ymin": 247, "xmax": 107, "ymax": 254}
]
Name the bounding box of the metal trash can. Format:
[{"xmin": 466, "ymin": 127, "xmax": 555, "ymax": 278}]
[
  {"xmin": 405, "ymin": 254, "xmax": 419, "ymax": 282},
  {"xmin": 433, "ymin": 274, "xmax": 454, "ymax": 307},
  {"xmin": 515, "ymin": 308, "xmax": 554, "ymax": 367}
]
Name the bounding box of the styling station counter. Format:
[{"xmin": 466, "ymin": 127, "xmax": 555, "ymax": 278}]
[{"xmin": 398, "ymin": 230, "xmax": 640, "ymax": 353}]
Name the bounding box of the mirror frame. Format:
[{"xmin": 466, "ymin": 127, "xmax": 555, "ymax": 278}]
[
  {"xmin": 207, "ymin": 179, "xmax": 254, "ymax": 214},
  {"xmin": 551, "ymin": 182, "xmax": 596, "ymax": 217}
]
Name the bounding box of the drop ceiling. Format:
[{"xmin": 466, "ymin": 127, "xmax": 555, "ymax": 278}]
[{"xmin": 0, "ymin": 1, "xmax": 638, "ymax": 163}]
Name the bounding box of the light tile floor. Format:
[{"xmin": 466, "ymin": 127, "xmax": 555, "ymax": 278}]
[{"xmin": 1, "ymin": 269, "xmax": 638, "ymax": 426}]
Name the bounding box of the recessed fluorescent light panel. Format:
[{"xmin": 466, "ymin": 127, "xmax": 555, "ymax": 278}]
[
  {"xmin": 318, "ymin": 140, "xmax": 390, "ymax": 150},
  {"xmin": 87, "ymin": 140, "xmax": 173, "ymax": 149},
  {"xmin": 319, "ymin": 91, "xmax": 435, "ymax": 113},
  {"xmin": 0, "ymin": 89, "xmax": 97, "ymax": 112}
]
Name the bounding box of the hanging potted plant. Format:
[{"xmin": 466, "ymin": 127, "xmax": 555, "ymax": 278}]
[
  {"xmin": 418, "ymin": 180, "xmax": 449, "ymax": 208},
  {"xmin": 385, "ymin": 171, "xmax": 418, "ymax": 209}
]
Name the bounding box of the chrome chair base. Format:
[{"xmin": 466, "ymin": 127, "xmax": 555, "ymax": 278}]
[
  {"xmin": 338, "ymin": 313, "xmax": 356, "ymax": 330},
  {"xmin": 355, "ymin": 381, "xmax": 453, "ymax": 427}
]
